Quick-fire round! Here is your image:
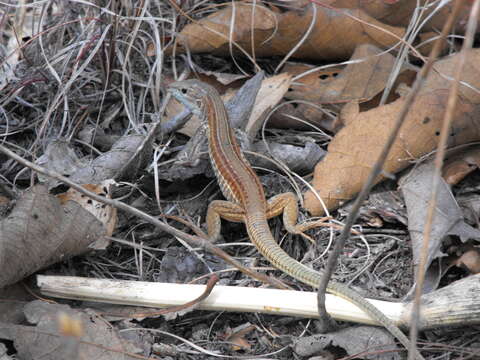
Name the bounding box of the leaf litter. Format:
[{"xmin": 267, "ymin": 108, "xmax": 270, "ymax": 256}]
[{"xmin": 0, "ymin": 0, "xmax": 480, "ymax": 359}]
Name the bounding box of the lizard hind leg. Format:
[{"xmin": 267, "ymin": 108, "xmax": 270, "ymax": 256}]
[
  {"xmin": 206, "ymin": 200, "xmax": 245, "ymax": 242},
  {"xmin": 266, "ymin": 192, "xmax": 328, "ymax": 244}
]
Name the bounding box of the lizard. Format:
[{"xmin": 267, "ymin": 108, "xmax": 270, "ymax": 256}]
[{"xmin": 168, "ymin": 79, "xmax": 424, "ymax": 359}]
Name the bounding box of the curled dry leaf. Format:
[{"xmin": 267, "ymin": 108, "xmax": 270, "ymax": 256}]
[
  {"xmin": 245, "ymin": 72, "xmax": 292, "ymax": 138},
  {"xmin": 175, "ymin": 3, "xmax": 405, "ymax": 61},
  {"xmin": 304, "ymin": 49, "xmax": 480, "ymax": 215},
  {"xmin": 454, "ymin": 248, "xmax": 480, "ymax": 274},
  {"xmin": 443, "ymin": 145, "xmax": 480, "ymax": 185},
  {"xmin": 425, "ymin": 246, "xmax": 480, "ymax": 296},
  {"xmin": 399, "ymin": 161, "xmax": 480, "ymax": 291},
  {"xmin": 70, "ymin": 134, "xmax": 150, "ymax": 185},
  {"xmin": 56, "ymin": 180, "xmax": 117, "ymax": 239},
  {"xmin": 253, "ymin": 141, "xmax": 325, "ymax": 175},
  {"xmin": 0, "ymin": 185, "xmax": 106, "ymax": 288},
  {"xmin": 225, "ymin": 324, "xmax": 255, "ymax": 351}
]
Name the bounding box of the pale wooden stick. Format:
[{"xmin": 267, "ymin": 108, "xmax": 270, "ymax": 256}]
[{"xmin": 37, "ymin": 274, "xmax": 480, "ymax": 330}]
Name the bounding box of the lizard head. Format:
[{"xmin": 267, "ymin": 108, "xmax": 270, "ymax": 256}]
[{"xmin": 168, "ymin": 79, "xmax": 219, "ymax": 117}]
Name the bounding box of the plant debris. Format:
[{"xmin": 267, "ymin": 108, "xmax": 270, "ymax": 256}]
[{"xmin": 1, "ymin": 1, "xmax": 480, "ymax": 359}]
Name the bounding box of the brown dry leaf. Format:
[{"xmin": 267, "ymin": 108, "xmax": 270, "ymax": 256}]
[
  {"xmin": 225, "ymin": 324, "xmax": 255, "ymax": 351},
  {"xmin": 57, "ymin": 180, "xmax": 117, "ymax": 238},
  {"xmin": 443, "ymin": 146, "xmax": 480, "ymax": 185},
  {"xmin": 0, "ymin": 185, "xmax": 106, "ymax": 288},
  {"xmin": 245, "ymin": 73, "xmax": 292, "ymax": 138},
  {"xmin": 328, "ymin": 0, "xmax": 472, "ymax": 32},
  {"xmin": 268, "ymin": 100, "xmax": 332, "ymax": 131},
  {"xmin": 266, "ymin": 63, "xmax": 340, "ymax": 131},
  {"xmin": 175, "ymin": 3, "xmax": 405, "ymax": 61},
  {"xmin": 304, "ymin": 49, "xmax": 480, "ymax": 215},
  {"xmin": 285, "ymin": 44, "xmax": 414, "ymax": 104},
  {"xmin": 285, "ymin": 62, "xmax": 343, "ymax": 102},
  {"xmin": 454, "ymin": 248, "xmax": 480, "ymax": 274}
]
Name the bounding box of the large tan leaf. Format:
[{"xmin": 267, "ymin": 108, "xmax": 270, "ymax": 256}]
[
  {"xmin": 328, "ymin": 0, "xmax": 473, "ymax": 31},
  {"xmin": 176, "ymin": 3, "xmax": 405, "ymax": 61},
  {"xmin": 285, "ymin": 44, "xmax": 415, "ymax": 105},
  {"xmin": 304, "ymin": 49, "xmax": 480, "ymax": 215}
]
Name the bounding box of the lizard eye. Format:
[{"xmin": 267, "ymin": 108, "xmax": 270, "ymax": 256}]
[{"xmin": 181, "ymin": 88, "xmax": 187, "ymax": 94}]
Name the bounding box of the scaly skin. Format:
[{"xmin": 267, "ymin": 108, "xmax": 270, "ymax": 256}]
[{"xmin": 168, "ymin": 79, "xmax": 423, "ymax": 359}]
